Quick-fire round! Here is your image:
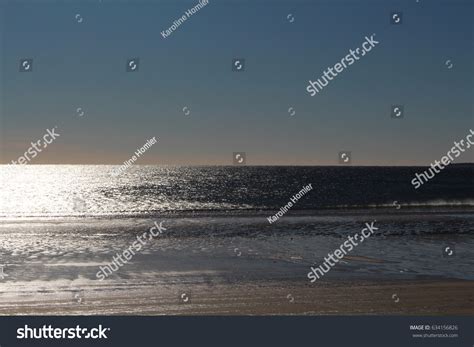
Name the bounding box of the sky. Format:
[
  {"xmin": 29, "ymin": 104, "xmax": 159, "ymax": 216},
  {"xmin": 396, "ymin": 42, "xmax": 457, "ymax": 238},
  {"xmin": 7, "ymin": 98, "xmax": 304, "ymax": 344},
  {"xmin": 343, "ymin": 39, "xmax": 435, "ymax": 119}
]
[{"xmin": 0, "ymin": 0, "xmax": 473, "ymax": 165}]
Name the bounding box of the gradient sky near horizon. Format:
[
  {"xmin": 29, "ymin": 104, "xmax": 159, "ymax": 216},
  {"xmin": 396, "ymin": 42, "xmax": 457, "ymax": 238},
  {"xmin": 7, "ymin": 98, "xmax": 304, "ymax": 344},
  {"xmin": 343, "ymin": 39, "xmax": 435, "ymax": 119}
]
[{"xmin": 0, "ymin": 0, "xmax": 473, "ymax": 165}]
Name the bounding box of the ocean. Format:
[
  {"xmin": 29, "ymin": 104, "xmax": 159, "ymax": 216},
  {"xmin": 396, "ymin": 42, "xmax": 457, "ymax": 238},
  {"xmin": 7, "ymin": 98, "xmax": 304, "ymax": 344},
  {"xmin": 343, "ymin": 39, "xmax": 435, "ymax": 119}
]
[{"xmin": 0, "ymin": 165, "xmax": 473, "ymax": 314}]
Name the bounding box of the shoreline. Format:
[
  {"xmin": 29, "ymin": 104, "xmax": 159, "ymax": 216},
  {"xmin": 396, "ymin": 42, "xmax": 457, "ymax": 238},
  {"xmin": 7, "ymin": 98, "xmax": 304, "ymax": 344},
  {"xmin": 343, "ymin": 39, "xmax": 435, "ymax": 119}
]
[{"xmin": 1, "ymin": 206, "xmax": 473, "ymax": 221}]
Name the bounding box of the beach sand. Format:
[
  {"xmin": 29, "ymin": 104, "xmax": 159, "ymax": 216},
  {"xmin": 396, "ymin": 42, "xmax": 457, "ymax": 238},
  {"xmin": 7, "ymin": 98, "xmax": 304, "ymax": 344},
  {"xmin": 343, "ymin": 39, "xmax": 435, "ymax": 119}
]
[
  {"xmin": 0, "ymin": 213, "xmax": 473, "ymax": 315},
  {"xmin": 1, "ymin": 279, "xmax": 472, "ymax": 315}
]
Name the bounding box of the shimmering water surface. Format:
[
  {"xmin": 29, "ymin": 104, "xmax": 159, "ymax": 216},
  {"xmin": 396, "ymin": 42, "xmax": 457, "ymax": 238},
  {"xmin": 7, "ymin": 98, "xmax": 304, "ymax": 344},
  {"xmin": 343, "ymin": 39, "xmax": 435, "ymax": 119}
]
[{"xmin": 1, "ymin": 165, "xmax": 473, "ymax": 218}]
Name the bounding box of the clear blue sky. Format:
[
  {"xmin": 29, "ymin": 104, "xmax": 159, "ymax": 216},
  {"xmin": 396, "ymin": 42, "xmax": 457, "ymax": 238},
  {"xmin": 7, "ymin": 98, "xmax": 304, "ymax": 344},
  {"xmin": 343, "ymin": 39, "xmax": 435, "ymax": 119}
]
[{"xmin": 0, "ymin": 0, "xmax": 473, "ymax": 165}]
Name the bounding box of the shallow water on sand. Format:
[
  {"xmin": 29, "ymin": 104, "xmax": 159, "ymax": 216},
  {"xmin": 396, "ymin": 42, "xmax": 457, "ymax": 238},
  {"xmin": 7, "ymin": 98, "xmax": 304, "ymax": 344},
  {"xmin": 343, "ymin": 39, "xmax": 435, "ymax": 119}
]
[{"xmin": 0, "ymin": 213, "xmax": 473, "ymax": 289}]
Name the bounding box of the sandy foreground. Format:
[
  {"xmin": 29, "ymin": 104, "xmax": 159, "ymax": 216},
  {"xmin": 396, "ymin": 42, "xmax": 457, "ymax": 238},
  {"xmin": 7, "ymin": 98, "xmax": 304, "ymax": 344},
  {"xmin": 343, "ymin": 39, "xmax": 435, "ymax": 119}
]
[{"xmin": 0, "ymin": 279, "xmax": 472, "ymax": 315}]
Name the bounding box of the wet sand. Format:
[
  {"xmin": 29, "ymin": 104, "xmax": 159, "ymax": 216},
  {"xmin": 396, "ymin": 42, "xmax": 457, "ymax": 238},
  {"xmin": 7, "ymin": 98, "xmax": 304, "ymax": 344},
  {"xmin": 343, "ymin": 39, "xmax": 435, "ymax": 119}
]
[
  {"xmin": 1, "ymin": 214, "xmax": 473, "ymax": 315},
  {"xmin": 1, "ymin": 279, "xmax": 472, "ymax": 315}
]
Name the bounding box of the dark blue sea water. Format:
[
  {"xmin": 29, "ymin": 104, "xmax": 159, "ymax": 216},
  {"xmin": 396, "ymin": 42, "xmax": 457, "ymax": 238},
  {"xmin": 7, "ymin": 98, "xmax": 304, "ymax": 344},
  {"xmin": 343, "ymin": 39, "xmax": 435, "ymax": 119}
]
[{"xmin": 1, "ymin": 165, "xmax": 472, "ymax": 218}]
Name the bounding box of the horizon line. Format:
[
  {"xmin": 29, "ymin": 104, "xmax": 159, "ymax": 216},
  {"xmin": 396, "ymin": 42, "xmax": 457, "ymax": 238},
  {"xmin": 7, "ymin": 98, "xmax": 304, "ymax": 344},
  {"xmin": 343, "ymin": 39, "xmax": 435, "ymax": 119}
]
[{"xmin": 1, "ymin": 163, "xmax": 473, "ymax": 167}]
